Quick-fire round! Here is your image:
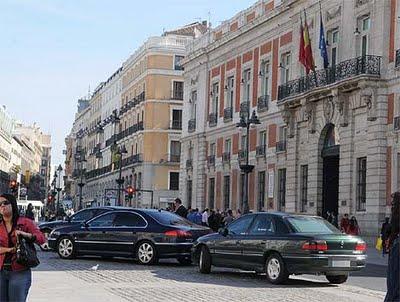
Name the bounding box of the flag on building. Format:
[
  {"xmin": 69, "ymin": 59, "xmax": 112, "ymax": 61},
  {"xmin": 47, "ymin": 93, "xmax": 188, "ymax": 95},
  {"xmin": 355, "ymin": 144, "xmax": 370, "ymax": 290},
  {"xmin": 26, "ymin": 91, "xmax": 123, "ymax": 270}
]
[
  {"xmin": 303, "ymin": 10, "xmax": 315, "ymax": 74},
  {"xmin": 299, "ymin": 15, "xmax": 306, "ymax": 69},
  {"xmin": 319, "ymin": 12, "xmax": 329, "ymax": 68}
]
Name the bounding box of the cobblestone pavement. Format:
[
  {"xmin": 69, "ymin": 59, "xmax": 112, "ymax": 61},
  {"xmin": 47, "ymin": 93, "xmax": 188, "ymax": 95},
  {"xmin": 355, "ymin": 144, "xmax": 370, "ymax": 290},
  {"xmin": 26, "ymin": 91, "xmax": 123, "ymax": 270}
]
[{"xmin": 29, "ymin": 251, "xmax": 386, "ymax": 302}]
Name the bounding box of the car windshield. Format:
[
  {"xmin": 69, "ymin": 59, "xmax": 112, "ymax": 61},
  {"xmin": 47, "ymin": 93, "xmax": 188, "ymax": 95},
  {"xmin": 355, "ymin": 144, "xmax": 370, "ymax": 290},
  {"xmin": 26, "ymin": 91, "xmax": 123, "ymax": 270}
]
[
  {"xmin": 285, "ymin": 216, "xmax": 340, "ymax": 234},
  {"xmin": 147, "ymin": 211, "xmax": 195, "ymax": 227}
]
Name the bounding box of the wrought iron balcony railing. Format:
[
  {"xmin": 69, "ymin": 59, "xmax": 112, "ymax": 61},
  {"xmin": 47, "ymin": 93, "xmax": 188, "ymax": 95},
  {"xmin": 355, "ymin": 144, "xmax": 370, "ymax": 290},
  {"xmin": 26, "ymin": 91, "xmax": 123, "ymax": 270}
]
[
  {"xmin": 188, "ymin": 119, "xmax": 196, "ymax": 132},
  {"xmin": 256, "ymin": 145, "xmax": 266, "ymax": 157},
  {"xmin": 186, "ymin": 159, "xmax": 193, "ymax": 170},
  {"xmin": 222, "ymin": 152, "xmax": 231, "ymax": 163},
  {"xmin": 278, "ymin": 55, "xmax": 381, "ymax": 101},
  {"xmin": 394, "ymin": 116, "xmax": 400, "ymax": 130},
  {"xmin": 169, "ymin": 154, "xmax": 181, "ymax": 163},
  {"xmin": 396, "ymin": 50, "xmax": 400, "ymax": 68},
  {"xmin": 207, "ymin": 155, "xmax": 215, "ymax": 167},
  {"xmin": 208, "ymin": 113, "xmax": 217, "ymax": 127},
  {"xmin": 223, "ymin": 107, "xmax": 233, "ymax": 121},
  {"xmin": 276, "ymin": 141, "xmax": 287, "ymax": 152},
  {"xmin": 257, "ymin": 95, "xmax": 269, "ymax": 112},
  {"xmin": 171, "ymin": 120, "xmax": 182, "ymax": 130},
  {"xmin": 172, "ymin": 90, "xmax": 184, "ymax": 100}
]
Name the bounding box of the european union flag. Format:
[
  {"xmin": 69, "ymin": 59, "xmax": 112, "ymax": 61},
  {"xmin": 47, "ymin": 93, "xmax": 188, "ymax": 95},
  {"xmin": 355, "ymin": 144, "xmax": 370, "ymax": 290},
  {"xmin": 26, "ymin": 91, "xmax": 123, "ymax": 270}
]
[{"xmin": 319, "ymin": 15, "xmax": 329, "ymax": 69}]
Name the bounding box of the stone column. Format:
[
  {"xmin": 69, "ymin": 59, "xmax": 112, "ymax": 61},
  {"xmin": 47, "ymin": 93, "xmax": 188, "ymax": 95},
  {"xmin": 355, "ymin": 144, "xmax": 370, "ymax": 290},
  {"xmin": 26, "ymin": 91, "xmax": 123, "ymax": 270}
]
[{"xmin": 195, "ymin": 135, "xmax": 207, "ymax": 210}]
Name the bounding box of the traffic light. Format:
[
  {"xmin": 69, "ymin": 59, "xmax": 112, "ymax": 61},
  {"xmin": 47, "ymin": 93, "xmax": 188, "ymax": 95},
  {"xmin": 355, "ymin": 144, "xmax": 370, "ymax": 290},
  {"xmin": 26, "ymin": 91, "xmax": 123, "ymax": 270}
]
[{"xmin": 126, "ymin": 186, "xmax": 135, "ymax": 198}]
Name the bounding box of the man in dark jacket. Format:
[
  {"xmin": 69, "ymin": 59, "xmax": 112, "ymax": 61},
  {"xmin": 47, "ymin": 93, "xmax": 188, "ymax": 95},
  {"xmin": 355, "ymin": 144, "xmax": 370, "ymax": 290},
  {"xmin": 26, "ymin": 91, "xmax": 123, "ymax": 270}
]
[
  {"xmin": 380, "ymin": 217, "xmax": 391, "ymax": 256},
  {"xmin": 174, "ymin": 198, "xmax": 188, "ymax": 218}
]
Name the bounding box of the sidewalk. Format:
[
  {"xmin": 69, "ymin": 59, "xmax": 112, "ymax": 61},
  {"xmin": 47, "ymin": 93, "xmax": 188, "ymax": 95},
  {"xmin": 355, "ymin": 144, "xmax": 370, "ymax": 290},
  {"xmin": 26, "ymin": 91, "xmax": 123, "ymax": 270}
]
[{"xmin": 366, "ymin": 247, "xmax": 388, "ymax": 266}]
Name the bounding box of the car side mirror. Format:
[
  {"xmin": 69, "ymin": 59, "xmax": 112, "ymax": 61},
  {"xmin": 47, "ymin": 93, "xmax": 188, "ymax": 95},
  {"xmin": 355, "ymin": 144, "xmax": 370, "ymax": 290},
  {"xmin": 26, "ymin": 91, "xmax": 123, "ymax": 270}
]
[{"xmin": 219, "ymin": 228, "xmax": 229, "ymax": 237}]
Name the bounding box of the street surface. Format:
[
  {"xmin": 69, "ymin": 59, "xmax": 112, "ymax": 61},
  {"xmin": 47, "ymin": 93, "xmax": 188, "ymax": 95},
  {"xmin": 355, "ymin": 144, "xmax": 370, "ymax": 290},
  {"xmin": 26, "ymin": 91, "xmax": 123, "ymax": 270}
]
[{"xmin": 30, "ymin": 251, "xmax": 386, "ymax": 302}]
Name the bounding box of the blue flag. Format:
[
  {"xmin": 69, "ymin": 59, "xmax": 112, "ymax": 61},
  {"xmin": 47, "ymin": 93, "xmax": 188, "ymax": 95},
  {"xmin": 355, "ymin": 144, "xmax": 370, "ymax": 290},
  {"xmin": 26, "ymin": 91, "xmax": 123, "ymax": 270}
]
[{"xmin": 319, "ymin": 14, "xmax": 329, "ymax": 69}]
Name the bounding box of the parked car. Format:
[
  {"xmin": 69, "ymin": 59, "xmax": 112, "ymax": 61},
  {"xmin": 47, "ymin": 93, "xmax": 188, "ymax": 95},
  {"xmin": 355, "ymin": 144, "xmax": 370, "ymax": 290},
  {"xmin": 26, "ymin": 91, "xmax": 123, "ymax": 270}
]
[
  {"xmin": 48, "ymin": 208, "xmax": 211, "ymax": 265},
  {"xmin": 39, "ymin": 207, "xmax": 116, "ymax": 251},
  {"xmin": 192, "ymin": 212, "xmax": 367, "ymax": 285}
]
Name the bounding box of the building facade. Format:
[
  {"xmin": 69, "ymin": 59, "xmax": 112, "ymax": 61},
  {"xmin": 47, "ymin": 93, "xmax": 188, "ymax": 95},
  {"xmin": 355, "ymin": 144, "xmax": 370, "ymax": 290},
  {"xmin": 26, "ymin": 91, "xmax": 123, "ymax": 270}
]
[{"xmin": 180, "ymin": 0, "xmax": 400, "ymax": 241}]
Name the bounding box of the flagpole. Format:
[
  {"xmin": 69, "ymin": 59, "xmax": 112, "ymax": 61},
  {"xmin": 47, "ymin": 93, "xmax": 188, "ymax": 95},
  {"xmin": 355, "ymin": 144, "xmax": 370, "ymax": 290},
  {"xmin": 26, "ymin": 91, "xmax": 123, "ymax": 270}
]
[{"xmin": 304, "ymin": 9, "xmax": 318, "ymax": 87}]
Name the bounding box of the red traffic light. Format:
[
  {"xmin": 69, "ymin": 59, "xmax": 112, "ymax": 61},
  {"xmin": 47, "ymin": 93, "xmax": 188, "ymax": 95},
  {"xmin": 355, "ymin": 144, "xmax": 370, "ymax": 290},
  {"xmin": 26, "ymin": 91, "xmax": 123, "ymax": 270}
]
[{"xmin": 126, "ymin": 186, "xmax": 135, "ymax": 196}]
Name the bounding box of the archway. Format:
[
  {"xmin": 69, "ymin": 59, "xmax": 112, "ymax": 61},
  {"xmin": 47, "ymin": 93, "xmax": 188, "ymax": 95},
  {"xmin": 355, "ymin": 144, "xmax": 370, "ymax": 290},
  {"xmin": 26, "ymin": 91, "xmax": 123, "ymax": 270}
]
[{"xmin": 320, "ymin": 124, "xmax": 340, "ymax": 219}]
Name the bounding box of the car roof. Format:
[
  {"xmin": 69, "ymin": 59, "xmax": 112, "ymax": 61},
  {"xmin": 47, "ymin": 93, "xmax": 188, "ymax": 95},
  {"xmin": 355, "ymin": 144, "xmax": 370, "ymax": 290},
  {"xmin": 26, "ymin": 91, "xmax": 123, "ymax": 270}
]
[{"xmin": 249, "ymin": 211, "xmax": 321, "ymax": 219}]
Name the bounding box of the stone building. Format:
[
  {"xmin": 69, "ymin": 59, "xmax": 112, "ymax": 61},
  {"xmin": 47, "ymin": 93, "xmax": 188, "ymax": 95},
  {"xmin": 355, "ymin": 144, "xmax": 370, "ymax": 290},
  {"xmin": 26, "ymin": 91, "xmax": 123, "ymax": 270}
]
[{"xmin": 180, "ymin": 0, "xmax": 400, "ymax": 241}]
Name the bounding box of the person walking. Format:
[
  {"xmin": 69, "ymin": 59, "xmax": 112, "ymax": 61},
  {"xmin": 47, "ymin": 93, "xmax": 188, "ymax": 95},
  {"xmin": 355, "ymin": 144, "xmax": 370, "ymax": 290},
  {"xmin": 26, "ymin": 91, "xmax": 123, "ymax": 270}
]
[
  {"xmin": 24, "ymin": 204, "xmax": 34, "ymax": 221},
  {"xmin": 193, "ymin": 209, "xmax": 202, "ymax": 225},
  {"xmin": 347, "ymin": 216, "xmax": 360, "ymax": 236},
  {"xmin": 0, "ymin": 193, "xmax": 46, "ymax": 302},
  {"xmin": 340, "ymin": 213, "xmax": 350, "ymax": 233},
  {"xmin": 201, "ymin": 209, "xmax": 209, "ymax": 226},
  {"xmin": 223, "ymin": 209, "xmax": 234, "ymax": 226},
  {"xmin": 174, "ymin": 198, "xmax": 188, "ymax": 218},
  {"xmin": 380, "ymin": 217, "xmax": 391, "ymax": 257},
  {"xmin": 384, "ymin": 192, "xmax": 399, "ymax": 302}
]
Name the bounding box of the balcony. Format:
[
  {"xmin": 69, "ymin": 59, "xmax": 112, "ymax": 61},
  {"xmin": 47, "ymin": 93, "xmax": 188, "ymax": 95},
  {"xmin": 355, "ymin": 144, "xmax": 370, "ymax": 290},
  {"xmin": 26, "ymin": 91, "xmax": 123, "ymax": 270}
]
[
  {"xmin": 223, "ymin": 107, "xmax": 233, "ymax": 122},
  {"xmin": 208, "ymin": 113, "xmax": 217, "ymax": 127},
  {"xmin": 256, "ymin": 145, "xmax": 266, "ymax": 157},
  {"xmin": 276, "ymin": 141, "xmax": 287, "ymax": 152},
  {"xmin": 396, "ymin": 50, "xmax": 400, "ymax": 68},
  {"xmin": 171, "ymin": 120, "xmax": 182, "ymax": 130},
  {"xmin": 278, "ymin": 55, "xmax": 381, "ymax": 101},
  {"xmin": 222, "ymin": 152, "xmax": 231, "ymax": 164},
  {"xmin": 238, "ymin": 150, "xmax": 247, "ymax": 161},
  {"xmin": 257, "ymin": 95, "xmax": 269, "ymax": 112},
  {"xmin": 172, "ymin": 90, "xmax": 184, "ymax": 100},
  {"xmin": 186, "ymin": 159, "xmax": 193, "ymax": 170},
  {"xmin": 207, "ymin": 155, "xmax": 215, "ymax": 167},
  {"xmin": 169, "ymin": 154, "xmax": 181, "ymax": 163},
  {"xmin": 394, "ymin": 116, "xmax": 400, "ymax": 130},
  {"xmin": 188, "ymin": 119, "xmax": 196, "ymax": 133},
  {"xmin": 137, "ymin": 91, "xmax": 145, "ymax": 103},
  {"xmin": 240, "ymin": 101, "xmax": 250, "ymax": 117}
]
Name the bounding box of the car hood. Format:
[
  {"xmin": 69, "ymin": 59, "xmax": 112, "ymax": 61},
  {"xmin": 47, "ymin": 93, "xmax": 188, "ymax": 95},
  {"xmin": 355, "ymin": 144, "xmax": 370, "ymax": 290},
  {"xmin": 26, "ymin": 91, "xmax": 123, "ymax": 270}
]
[
  {"xmin": 39, "ymin": 220, "xmax": 70, "ymax": 230},
  {"xmin": 196, "ymin": 232, "xmax": 219, "ymax": 242}
]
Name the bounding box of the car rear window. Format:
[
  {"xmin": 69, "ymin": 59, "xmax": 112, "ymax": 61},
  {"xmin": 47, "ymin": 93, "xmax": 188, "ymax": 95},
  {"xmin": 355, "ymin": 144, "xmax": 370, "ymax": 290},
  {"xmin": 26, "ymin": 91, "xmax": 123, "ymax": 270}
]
[
  {"xmin": 285, "ymin": 216, "xmax": 340, "ymax": 234},
  {"xmin": 147, "ymin": 211, "xmax": 195, "ymax": 227}
]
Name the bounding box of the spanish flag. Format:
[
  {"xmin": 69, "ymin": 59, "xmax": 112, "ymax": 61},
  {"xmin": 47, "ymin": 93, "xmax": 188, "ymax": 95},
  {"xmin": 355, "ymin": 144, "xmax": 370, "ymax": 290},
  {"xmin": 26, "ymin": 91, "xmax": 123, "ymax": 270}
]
[{"xmin": 302, "ymin": 10, "xmax": 315, "ymax": 74}]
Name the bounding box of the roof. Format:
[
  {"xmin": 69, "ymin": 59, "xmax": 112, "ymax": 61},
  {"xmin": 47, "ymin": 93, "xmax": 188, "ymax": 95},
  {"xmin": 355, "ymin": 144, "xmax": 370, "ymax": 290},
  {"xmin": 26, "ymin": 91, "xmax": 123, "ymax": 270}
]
[{"xmin": 163, "ymin": 21, "xmax": 208, "ymax": 37}]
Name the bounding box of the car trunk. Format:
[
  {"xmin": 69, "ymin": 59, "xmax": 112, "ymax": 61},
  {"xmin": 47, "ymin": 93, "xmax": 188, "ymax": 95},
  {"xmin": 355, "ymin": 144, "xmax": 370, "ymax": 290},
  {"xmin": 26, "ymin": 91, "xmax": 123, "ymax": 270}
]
[{"xmin": 311, "ymin": 234, "xmax": 360, "ymax": 254}]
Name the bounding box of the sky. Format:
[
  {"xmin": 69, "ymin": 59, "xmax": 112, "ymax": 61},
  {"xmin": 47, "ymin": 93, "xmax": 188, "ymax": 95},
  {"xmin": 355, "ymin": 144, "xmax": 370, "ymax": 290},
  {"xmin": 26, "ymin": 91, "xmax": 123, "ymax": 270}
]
[{"xmin": 0, "ymin": 0, "xmax": 256, "ymax": 166}]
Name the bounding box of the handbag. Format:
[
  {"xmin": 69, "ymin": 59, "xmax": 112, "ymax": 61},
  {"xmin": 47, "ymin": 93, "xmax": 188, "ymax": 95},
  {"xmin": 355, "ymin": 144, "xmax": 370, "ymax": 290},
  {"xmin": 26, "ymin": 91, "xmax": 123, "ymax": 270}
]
[
  {"xmin": 15, "ymin": 234, "xmax": 40, "ymax": 268},
  {"xmin": 375, "ymin": 237, "xmax": 383, "ymax": 251}
]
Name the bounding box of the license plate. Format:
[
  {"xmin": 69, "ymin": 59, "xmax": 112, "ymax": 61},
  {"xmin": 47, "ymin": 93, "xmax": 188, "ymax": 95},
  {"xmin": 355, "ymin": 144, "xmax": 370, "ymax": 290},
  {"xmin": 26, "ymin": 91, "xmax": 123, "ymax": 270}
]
[{"xmin": 331, "ymin": 260, "xmax": 350, "ymax": 267}]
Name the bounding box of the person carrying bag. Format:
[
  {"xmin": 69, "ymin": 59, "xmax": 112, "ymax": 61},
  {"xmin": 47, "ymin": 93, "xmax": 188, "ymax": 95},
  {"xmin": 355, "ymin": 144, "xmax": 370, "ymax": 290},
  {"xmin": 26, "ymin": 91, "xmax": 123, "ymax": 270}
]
[{"xmin": 0, "ymin": 193, "xmax": 46, "ymax": 302}]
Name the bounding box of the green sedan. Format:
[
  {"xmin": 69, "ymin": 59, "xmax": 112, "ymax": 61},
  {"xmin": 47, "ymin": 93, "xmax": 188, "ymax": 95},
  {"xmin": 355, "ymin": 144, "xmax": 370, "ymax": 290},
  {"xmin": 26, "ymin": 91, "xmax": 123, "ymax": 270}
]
[{"xmin": 192, "ymin": 212, "xmax": 367, "ymax": 285}]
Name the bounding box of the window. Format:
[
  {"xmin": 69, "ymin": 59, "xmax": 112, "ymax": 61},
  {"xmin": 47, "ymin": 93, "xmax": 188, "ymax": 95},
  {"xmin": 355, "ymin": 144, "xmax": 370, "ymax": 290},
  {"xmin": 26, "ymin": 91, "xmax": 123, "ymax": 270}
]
[
  {"xmin": 278, "ymin": 168, "xmax": 286, "ymax": 210},
  {"xmin": 209, "ymin": 143, "xmax": 216, "ymax": 156},
  {"xmin": 243, "ymin": 69, "xmax": 251, "ymax": 102},
  {"xmin": 187, "ymin": 180, "xmax": 192, "ymax": 206},
  {"xmin": 212, "ymin": 82, "xmax": 219, "ymax": 114},
  {"xmin": 300, "ymin": 165, "xmax": 308, "ymax": 212},
  {"xmin": 357, "ymin": 157, "xmax": 367, "ymax": 211},
  {"xmin": 173, "ymin": 81, "xmax": 183, "ymax": 100},
  {"xmin": 226, "ymin": 76, "xmax": 234, "ymax": 108},
  {"xmin": 260, "ymin": 61, "xmax": 270, "ymax": 96},
  {"xmin": 208, "ymin": 178, "xmax": 215, "ymax": 209},
  {"xmin": 114, "ymin": 213, "xmax": 146, "ymax": 227},
  {"xmin": 260, "ymin": 131, "xmax": 267, "ymax": 147},
  {"xmin": 174, "ymin": 55, "xmax": 184, "ymax": 70},
  {"xmin": 169, "ymin": 172, "xmax": 179, "ymax": 190},
  {"xmin": 224, "ymin": 139, "xmax": 231, "ymax": 154},
  {"xmin": 71, "ymin": 209, "xmax": 98, "ymax": 222},
  {"xmin": 360, "ymin": 16, "xmax": 370, "ymax": 57},
  {"xmin": 279, "ymin": 126, "xmax": 287, "ymax": 143},
  {"xmin": 258, "ymin": 171, "xmax": 266, "ymax": 211},
  {"xmin": 190, "ymin": 90, "xmax": 197, "ymax": 120},
  {"xmin": 249, "ymin": 215, "xmax": 275, "ymax": 235},
  {"xmin": 148, "ymin": 211, "xmax": 195, "ymax": 227},
  {"xmin": 286, "ymin": 216, "xmax": 340, "ymax": 234},
  {"xmin": 280, "ymin": 53, "xmax": 291, "ymax": 84},
  {"xmin": 88, "ymin": 213, "xmax": 117, "ymax": 227},
  {"xmin": 172, "ymin": 109, "xmax": 182, "ymax": 129},
  {"xmin": 329, "ymin": 29, "xmax": 339, "ymax": 66},
  {"xmin": 223, "ymin": 175, "xmax": 230, "ymax": 210},
  {"xmin": 228, "ymin": 215, "xmax": 254, "ymax": 235},
  {"xmin": 170, "ymin": 141, "xmax": 181, "ymax": 162}
]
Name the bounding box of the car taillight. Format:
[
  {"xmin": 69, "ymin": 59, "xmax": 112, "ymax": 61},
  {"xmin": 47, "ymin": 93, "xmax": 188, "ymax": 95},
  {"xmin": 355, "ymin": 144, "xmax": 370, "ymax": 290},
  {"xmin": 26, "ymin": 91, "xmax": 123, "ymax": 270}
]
[
  {"xmin": 165, "ymin": 230, "xmax": 192, "ymax": 238},
  {"xmin": 302, "ymin": 240, "xmax": 328, "ymax": 251},
  {"xmin": 355, "ymin": 241, "xmax": 367, "ymax": 252}
]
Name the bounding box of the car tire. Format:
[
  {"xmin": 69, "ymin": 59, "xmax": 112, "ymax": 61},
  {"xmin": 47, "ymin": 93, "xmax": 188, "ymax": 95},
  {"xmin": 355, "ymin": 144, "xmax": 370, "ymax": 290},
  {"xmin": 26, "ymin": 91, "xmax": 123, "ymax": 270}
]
[
  {"xmin": 265, "ymin": 253, "xmax": 289, "ymax": 285},
  {"xmin": 326, "ymin": 274, "xmax": 348, "ymax": 284},
  {"xmin": 199, "ymin": 246, "xmax": 211, "ymax": 274},
  {"xmin": 177, "ymin": 256, "xmax": 192, "ymax": 266},
  {"xmin": 136, "ymin": 241, "xmax": 158, "ymax": 265},
  {"xmin": 57, "ymin": 236, "xmax": 76, "ymax": 259},
  {"xmin": 39, "ymin": 230, "xmax": 51, "ymax": 251}
]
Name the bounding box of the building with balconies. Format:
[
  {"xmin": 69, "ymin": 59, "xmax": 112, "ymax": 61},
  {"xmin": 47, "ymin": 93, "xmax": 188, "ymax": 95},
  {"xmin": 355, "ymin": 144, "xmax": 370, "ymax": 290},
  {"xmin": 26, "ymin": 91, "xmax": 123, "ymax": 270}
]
[{"xmin": 180, "ymin": 0, "xmax": 400, "ymax": 242}]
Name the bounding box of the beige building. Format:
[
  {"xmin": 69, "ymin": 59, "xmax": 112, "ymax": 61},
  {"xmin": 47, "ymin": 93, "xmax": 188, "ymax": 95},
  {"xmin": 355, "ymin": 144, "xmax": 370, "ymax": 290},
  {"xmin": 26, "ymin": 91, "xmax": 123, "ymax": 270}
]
[{"xmin": 180, "ymin": 0, "xmax": 400, "ymax": 243}]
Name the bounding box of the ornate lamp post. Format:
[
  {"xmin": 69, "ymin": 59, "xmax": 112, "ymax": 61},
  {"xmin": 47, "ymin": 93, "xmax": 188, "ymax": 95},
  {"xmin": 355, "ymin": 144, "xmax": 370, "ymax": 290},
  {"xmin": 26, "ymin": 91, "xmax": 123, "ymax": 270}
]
[{"xmin": 236, "ymin": 109, "xmax": 260, "ymax": 214}]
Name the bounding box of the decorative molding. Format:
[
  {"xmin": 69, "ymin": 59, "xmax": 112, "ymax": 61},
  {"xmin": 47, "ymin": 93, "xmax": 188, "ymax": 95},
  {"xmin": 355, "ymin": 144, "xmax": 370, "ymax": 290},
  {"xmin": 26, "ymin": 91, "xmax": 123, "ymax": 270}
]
[
  {"xmin": 323, "ymin": 97, "xmax": 335, "ymax": 124},
  {"xmin": 326, "ymin": 6, "xmax": 341, "ymax": 22},
  {"xmin": 355, "ymin": 0, "xmax": 370, "ymax": 8},
  {"xmin": 282, "ymin": 104, "xmax": 295, "ymax": 138},
  {"xmin": 359, "ymin": 83, "xmax": 377, "ymax": 121},
  {"xmin": 190, "ymin": 74, "xmax": 199, "ymax": 86},
  {"xmin": 332, "ymin": 89, "xmax": 349, "ymax": 127},
  {"xmin": 304, "ymin": 102, "xmax": 316, "ymax": 133}
]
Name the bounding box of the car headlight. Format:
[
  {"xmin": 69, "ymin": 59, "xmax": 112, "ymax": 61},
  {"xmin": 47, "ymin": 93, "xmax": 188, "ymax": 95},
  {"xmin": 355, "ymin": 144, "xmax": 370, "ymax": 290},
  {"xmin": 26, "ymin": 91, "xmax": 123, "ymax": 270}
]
[{"xmin": 49, "ymin": 230, "xmax": 60, "ymax": 237}]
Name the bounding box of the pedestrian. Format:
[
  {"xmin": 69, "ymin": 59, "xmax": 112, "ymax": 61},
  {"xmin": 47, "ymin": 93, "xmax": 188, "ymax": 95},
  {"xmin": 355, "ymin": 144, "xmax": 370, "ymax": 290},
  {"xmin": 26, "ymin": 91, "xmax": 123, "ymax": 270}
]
[
  {"xmin": 384, "ymin": 191, "xmax": 399, "ymax": 302},
  {"xmin": 236, "ymin": 209, "xmax": 242, "ymax": 219},
  {"xmin": 174, "ymin": 198, "xmax": 188, "ymax": 218},
  {"xmin": 332, "ymin": 213, "xmax": 339, "ymax": 228},
  {"xmin": 215, "ymin": 209, "xmax": 223, "ymax": 229},
  {"xmin": 194, "ymin": 208, "xmax": 202, "ymax": 225},
  {"xmin": 380, "ymin": 217, "xmax": 391, "ymax": 257},
  {"xmin": 223, "ymin": 209, "xmax": 234, "ymax": 226},
  {"xmin": 24, "ymin": 204, "xmax": 34, "ymax": 221},
  {"xmin": 347, "ymin": 216, "xmax": 360, "ymax": 236},
  {"xmin": 208, "ymin": 210, "xmax": 219, "ymax": 232},
  {"xmin": 0, "ymin": 193, "xmax": 46, "ymax": 302},
  {"xmin": 201, "ymin": 208, "xmax": 209, "ymax": 226},
  {"xmin": 186, "ymin": 209, "xmax": 196, "ymax": 223},
  {"xmin": 340, "ymin": 213, "xmax": 350, "ymax": 233}
]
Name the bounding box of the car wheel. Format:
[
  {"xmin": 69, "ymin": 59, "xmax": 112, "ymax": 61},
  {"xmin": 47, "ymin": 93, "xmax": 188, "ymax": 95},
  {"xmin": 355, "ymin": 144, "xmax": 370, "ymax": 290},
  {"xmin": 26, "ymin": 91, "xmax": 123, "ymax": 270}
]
[
  {"xmin": 199, "ymin": 246, "xmax": 211, "ymax": 274},
  {"xmin": 57, "ymin": 236, "xmax": 76, "ymax": 259},
  {"xmin": 136, "ymin": 241, "xmax": 157, "ymax": 265},
  {"xmin": 326, "ymin": 274, "xmax": 348, "ymax": 284},
  {"xmin": 265, "ymin": 253, "xmax": 289, "ymax": 284},
  {"xmin": 39, "ymin": 230, "xmax": 51, "ymax": 251},
  {"xmin": 177, "ymin": 256, "xmax": 192, "ymax": 266}
]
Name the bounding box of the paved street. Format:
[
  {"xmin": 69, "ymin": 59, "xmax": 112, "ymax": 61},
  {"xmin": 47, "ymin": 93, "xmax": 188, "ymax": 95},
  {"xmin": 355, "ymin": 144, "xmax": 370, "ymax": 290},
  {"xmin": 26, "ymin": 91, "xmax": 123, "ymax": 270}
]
[{"xmin": 29, "ymin": 251, "xmax": 386, "ymax": 302}]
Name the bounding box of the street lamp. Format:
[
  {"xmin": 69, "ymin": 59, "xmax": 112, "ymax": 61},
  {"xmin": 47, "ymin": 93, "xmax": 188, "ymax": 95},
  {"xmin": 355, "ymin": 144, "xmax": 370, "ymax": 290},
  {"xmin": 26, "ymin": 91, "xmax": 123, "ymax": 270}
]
[
  {"xmin": 56, "ymin": 164, "xmax": 63, "ymax": 217},
  {"xmin": 114, "ymin": 143, "xmax": 127, "ymax": 206},
  {"xmin": 236, "ymin": 108, "xmax": 261, "ymax": 214}
]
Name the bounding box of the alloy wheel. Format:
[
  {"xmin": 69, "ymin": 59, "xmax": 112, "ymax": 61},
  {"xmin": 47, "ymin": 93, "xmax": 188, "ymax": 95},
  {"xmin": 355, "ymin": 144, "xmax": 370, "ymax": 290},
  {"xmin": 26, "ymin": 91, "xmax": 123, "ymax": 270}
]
[
  {"xmin": 138, "ymin": 243, "xmax": 154, "ymax": 264},
  {"xmin": 267, "ymin": 258, "xmax": 281, "ymax": 280},
  {"xmin": 58, "ymin": 238, "xmax": 73, "ymax": 258}
]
